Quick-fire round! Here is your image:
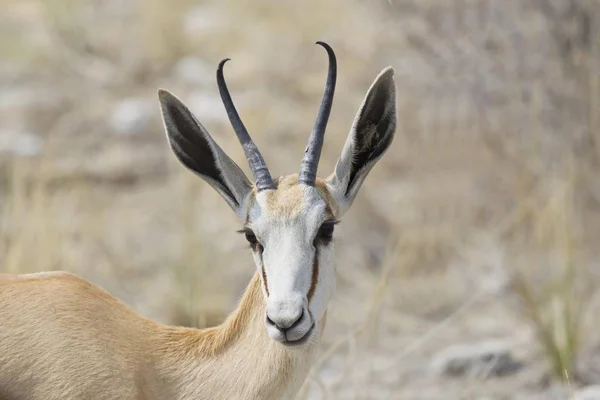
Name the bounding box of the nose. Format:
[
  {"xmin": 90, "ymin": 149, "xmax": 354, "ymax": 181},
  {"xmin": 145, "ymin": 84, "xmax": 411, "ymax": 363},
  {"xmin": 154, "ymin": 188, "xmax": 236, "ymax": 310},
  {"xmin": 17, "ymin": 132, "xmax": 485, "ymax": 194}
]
[
  {"xmin": 264, "ymin": 295, "xmax": 313, "ymax": 343},
  {"xmin": 265, "ymin": 295, "xmax": 305, "ymax": 331},
  {"xmin": 266, "ymin": 308, "xmax": 303, "ymax": 331}
]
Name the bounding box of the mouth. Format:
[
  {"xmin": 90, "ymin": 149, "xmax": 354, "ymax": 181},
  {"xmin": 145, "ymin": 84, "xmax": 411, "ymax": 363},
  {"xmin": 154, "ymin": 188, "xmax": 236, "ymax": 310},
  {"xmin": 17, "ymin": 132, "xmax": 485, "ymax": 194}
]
[{"xmin": 280, "ymin": 323, "xmax": 315, "ymax": 347}]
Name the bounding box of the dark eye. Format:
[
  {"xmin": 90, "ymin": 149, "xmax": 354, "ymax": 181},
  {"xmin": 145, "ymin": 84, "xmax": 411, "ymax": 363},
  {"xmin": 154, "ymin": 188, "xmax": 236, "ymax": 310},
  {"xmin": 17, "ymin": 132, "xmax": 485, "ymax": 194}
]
[
  {"xmin": 240, "ymin": 228, "xmax": 263, "ymax": 252},
  {"xmin": 315, "ymin": 221, "xmax": 336, "ymax": 245},
  {"xmin": 244, "ymin": 230, "xmax": 257, "ymax": 245}
]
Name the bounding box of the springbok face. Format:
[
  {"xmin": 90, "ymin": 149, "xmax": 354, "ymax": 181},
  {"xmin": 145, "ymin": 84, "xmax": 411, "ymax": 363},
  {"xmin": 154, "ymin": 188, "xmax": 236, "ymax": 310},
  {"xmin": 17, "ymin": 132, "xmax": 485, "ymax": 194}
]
[{"xmin": 159, "ymin": 42, "xmax": 396, "ymax": 347}]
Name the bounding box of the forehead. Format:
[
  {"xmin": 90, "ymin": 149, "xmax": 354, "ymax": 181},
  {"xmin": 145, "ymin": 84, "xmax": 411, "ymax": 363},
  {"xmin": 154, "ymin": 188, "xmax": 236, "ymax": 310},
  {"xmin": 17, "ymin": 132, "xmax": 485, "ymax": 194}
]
[{"xmin": 248, "ymin": 175, "xmax": 337, "ymax": 222}]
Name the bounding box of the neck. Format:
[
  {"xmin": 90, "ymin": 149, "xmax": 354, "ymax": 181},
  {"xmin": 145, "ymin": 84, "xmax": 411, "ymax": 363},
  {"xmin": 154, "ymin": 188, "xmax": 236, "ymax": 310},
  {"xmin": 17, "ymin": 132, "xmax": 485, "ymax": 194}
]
[{"xmin": 148, "ymin": 273, "xmax": 323, "ymax": 400}]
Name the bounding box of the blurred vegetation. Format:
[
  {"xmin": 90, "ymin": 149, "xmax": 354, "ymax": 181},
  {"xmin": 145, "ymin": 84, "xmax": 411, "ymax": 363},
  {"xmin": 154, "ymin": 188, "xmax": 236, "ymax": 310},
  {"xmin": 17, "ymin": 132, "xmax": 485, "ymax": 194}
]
[{"xmin": 2, "ymin": 0, "xmax": 600, "ymax": 398}]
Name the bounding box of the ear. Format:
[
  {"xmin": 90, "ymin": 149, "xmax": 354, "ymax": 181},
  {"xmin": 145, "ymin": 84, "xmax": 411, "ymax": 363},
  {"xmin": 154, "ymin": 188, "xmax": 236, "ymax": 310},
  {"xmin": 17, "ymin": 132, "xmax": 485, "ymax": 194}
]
[
  {"xmin": 158, "ymin": 89, "xmax": 253, "ymax": 219},
  {"xmin": 326, "ymin": 67, "xmax": 396, "ymax": 216}
]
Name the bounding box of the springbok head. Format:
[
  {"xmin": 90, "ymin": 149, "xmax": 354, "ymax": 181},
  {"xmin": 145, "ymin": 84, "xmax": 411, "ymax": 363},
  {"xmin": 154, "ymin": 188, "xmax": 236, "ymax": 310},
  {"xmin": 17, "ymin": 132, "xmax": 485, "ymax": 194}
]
[{"xmin": 158, "ymin": 42, "xmax": 396, "ymax": 347}]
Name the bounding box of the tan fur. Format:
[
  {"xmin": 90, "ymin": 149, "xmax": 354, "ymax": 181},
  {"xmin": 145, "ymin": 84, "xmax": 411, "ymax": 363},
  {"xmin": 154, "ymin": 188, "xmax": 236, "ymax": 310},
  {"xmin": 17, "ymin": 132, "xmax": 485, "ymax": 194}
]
[
  {"xmin": 264, "ymin": 175, "xmax": 307, "ymax": 219},
  {"xmin": 0, "ymin": 271, "xmax": 322, "ymax": 400},
  {"xmin": 315, "ymin": 177, "xmax": 338, "ymax": 219},
  {"xmin": 0, "ymin": 174, "xmax": 340, "ymax": 400},
  {"xmin": 261, "ymin": 175, "xmax": 337, "ymax": 220}
]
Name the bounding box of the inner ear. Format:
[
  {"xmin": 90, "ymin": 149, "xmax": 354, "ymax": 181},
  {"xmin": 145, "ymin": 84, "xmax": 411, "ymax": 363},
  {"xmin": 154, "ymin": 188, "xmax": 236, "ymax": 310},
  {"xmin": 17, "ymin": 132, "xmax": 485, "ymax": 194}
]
[
  {"xmin": 164, "ymin": 101, "xmax": 238, "ymax": 204},
  {"xmin": 354, "ymin": 77, "xmax": 390, "ymax": 132},
  {"xmin": 347, "ymin": 96, "xmax": 395, "ymax": 196},
  {"xmin": 346, "ymin": 73, "xmax": 395, "ymax": 196}
]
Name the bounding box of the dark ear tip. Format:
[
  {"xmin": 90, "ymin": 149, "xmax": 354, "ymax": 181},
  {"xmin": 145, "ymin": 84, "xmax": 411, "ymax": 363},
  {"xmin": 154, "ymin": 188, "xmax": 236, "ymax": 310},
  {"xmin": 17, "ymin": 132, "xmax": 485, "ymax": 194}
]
[
  {"xmin": 158, "ymin": 89, "xmax": 177, "ymax": 103},
  {"xmin": 371, "ymin": 67, "xmax": 396, "ymax": 96},
  {"xmin": 378, "ymin": 67, "xmax": 395, "ymax": 81}
]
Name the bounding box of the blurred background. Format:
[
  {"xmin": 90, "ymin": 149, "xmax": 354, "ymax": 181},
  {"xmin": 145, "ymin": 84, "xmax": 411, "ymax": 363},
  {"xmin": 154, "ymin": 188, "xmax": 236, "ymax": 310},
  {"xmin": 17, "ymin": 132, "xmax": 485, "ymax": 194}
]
[{"xmin": 2, "ymin": 0, "xmax": 600, "ymax": 398}]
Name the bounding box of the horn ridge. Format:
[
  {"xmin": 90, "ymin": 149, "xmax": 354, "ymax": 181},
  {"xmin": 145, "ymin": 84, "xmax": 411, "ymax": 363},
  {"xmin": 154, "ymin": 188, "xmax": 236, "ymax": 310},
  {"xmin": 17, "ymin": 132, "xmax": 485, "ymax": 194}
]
[
  {"xmin": 217, "ymin": 58, "xmax": 275, "ymax": 191},
  {"xmin": 298, "ymin": 41, "xmax": 337, "ymax": 186}
]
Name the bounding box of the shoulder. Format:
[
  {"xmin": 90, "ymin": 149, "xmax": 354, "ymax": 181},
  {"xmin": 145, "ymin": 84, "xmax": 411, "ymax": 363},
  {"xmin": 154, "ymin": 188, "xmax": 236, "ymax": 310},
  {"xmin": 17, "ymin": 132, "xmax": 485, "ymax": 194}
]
[{"xmin": 0, "ymin": 270, "xmax": 88, "ymax": 286}]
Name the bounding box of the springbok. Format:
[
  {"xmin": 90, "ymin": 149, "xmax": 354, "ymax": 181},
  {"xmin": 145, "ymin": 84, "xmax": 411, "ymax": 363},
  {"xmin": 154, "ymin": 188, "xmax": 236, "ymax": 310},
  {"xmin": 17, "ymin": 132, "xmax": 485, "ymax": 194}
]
[{"xmin": 0, "ymin": 42, "xmax": 396, "ymax": 400}]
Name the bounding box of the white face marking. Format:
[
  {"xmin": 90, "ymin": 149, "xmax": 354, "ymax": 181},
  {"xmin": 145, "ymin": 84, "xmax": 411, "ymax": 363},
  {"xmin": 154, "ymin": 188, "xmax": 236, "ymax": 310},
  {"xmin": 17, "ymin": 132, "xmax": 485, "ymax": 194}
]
[{"xmin": 244, "ymin": 182, "xmax": 337, "ymax": 346}]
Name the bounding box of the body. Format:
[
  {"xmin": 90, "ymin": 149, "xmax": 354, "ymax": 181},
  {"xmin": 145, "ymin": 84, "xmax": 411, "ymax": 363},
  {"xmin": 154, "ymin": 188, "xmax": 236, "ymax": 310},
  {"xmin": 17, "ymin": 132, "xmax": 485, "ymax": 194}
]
[{"xmin": 0, "ymin": 271, "xmax": 319, "ymax": 400}]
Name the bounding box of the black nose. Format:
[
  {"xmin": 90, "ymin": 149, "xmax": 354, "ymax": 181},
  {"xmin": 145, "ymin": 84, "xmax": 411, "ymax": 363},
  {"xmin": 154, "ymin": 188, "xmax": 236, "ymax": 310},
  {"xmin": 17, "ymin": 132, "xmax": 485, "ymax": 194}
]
[{"xmin": 266, "ymin": 309, "xmax": 304, "ymax": 332}]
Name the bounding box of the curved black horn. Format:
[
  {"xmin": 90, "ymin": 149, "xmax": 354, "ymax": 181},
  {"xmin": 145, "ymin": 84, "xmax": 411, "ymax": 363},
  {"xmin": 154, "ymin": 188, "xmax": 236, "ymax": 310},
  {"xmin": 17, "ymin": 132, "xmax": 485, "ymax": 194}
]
[
  {"xmin": 298, "ymin": 41, "xmax": 337, "ymax": 186},
  {"xmin": 217, "ymin": 59, "xmax": 275, "ymax": 192}
]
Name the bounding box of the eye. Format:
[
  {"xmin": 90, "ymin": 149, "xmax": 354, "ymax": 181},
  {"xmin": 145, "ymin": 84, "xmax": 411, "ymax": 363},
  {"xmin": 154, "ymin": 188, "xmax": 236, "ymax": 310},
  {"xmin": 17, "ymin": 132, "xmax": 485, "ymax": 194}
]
[
  {"xmin": 315, "ymin": 221, "xmax": 336, "ymax": 245},
  {"xmin": 238, "ymin": 228, "xmax": 263, "ymax": 252},
  {"xmin": 244, "ymin": 229, "xmax": 257, "ymax": 245}
]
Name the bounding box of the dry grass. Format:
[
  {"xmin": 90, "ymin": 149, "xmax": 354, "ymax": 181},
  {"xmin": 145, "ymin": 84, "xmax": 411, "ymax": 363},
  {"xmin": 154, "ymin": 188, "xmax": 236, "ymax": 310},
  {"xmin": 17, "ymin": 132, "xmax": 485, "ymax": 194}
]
[
  {"xmin": 2, "ymin": 0, "xmax": 600, "ymax": 398},
  {"xmin": 510, "ymin": 158, "xmax": 590, "ymax": 383}
]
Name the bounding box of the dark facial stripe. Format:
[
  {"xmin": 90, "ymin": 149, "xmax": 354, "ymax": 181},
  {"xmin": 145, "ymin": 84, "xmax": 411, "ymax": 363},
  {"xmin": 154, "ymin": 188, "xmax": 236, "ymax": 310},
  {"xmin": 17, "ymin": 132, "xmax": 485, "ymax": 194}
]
[
  {"xmin": 261, "ymin": 263, "xmax": 270, "ymax": 297},
  {"xmin": 259, "ymin": 246, "xmax": 319, "ymax": 301},
  {"xmin": 307, "ymin": 250, "xmax": 319, "ymax": 302}
]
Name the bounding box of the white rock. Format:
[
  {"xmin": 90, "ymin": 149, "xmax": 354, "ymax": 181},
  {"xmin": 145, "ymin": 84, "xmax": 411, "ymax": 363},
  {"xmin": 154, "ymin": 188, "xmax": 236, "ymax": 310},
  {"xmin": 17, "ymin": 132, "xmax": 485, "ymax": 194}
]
[
  {"xmin": 173, "ymin": 57, "xmax": 213, "ymax": 86},
  {"xmin": 0, "ymin": 88, "xmax": 35, "ymax": 110},
  {"xmin": 187, "ymin": 92, "xmax": 226, "ymax": 124},
  {"xmin": 574, "ymin": 386, "xmax": 600, "ymax": 400},
  {"xmin": 183, "ymin": 5, "xmax": 222, "ymax": 36},
  {"xmin": 110, "ymin": 98, "xmax": 155, "ymax": 136},
  {"xmin": 0, "ymin": 129, "xmax": 43, "ymax": 157},
  {"xmin": 0, "ymin": 87, "xmax": 59, "ymax": 110}
]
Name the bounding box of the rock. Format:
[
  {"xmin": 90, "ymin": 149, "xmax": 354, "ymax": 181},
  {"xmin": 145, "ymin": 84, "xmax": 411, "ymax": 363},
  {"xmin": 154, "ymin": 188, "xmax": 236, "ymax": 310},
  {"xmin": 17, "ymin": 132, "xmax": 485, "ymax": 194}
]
[
  {"xmin": 0, "ymin": 129, "xmax": 43, "ymax": 157},
  {"xmin": 187, "ymin": 92, "xmax": 226, "ymax": 124},
  {"xmin": 574, "ymin": 386, "xmax": 600, "ymax": 400},
  {"xmin": 173, "ymin": 57, "xmax": 213, "ymax": 86},
  {"xmin": 431, "ymin": 340, "xmax": 523, "ymax": 378},
  {"xmin": 0, "ymin": 87, "xmax": 60, "ymax": 111},
  {"xmin": 183, "ymin": 4, "xmax": 222, "ymax": 37},
  {"xmin": 110, "ymin": 98, "xmax": 155, "ymax": 136},
  {"xmin": 0, "ymin": 88, "xmax": 36, "ymax": 110}
]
